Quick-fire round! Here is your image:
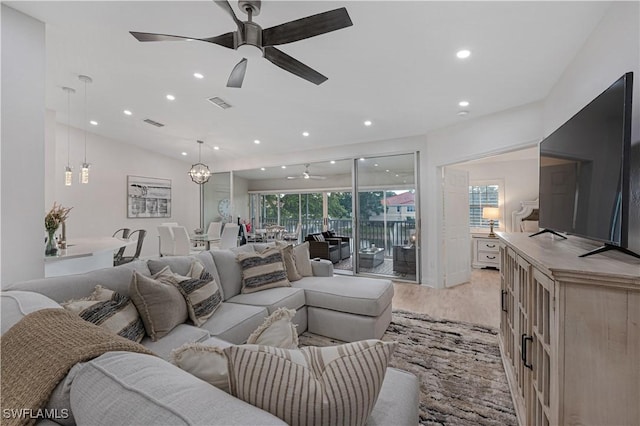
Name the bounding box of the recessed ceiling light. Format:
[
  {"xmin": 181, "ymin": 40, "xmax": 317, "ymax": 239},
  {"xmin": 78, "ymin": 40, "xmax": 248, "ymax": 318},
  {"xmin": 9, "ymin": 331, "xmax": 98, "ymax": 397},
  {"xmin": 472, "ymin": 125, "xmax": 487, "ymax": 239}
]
[
  {"xmin": 374, "ymin": 163, "xmax": 379, "ymax": 167},
  {"xmin": 456, "ymin": 49, "xmax": 471, "ymax": 59},
  {"xmin": 254, "ymin": 139, "xmax": 261, "ymax": 144},
  {"xmin": 302, "ymin": 131, "xmax": 310, "ymax": 137},
  {"xmin": 281, "ymin": 165, "xmax": 286, "ymax": 169},
  {"xmin": 457, "ymin": 110, "xmax": 470, "ymax": 116},
  {"xmin": 330, "ymin": 160, "xmax": 336, "ymax": 164},
  {"xmin": 89, "ymin": 120, "xmax": 98, "ymax": 126},
  {"xmin": 260, "ymin": 167, "xmax": 266, "ymax": 171},
  {"xmin": 385, "ymin": 169, "xmax": 390, "ymax": 172},
  {"xmin": 193, "ymin": 72, "xmax": 204, "ymax": 79},
  {"xmin": 359, "ymin": 157, "xmax": 365, "ymax": 161},
  {"xmin": 459, "ymin": 101, "xmax": 469, "ymax": 107},
  {"xmin": 123, "ymin": 110, "xmax": 132, "ymax": 116},
  {"xmin": 181, "ymin": 152, "xmax": 187, "ymax": 156},
  {"xmin": 166, "ymin": 94, "xmax": 175, "ymax": 101},
  {"xmin": 213, "ymin": 146, "xmax": 220, "ymax": 150},
  {"xmin": 364, "ymin": 120, "xmax": 372, "ymax": 126}
]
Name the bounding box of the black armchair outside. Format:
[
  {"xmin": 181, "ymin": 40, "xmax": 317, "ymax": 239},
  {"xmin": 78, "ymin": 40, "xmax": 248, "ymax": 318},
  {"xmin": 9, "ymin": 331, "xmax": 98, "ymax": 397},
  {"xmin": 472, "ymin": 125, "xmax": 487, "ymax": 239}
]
[{"xmin": 305, "ymin": 231, "xmax": 351, "ymax": 263}]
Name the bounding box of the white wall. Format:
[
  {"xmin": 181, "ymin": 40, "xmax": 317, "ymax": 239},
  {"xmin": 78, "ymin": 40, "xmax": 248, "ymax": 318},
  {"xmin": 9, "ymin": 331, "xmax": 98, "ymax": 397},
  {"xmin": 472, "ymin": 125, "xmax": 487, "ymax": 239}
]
[
  {"xmin": 542, "ymin": 1, "xmax": 640, "ymax": 253},
  {"xmin": 1, "ymin": 6, "xmax": 46, "ymax": 286},
  {"xmin": 47, "ymin": 121, "xmax": 200, "ymax": 259}
]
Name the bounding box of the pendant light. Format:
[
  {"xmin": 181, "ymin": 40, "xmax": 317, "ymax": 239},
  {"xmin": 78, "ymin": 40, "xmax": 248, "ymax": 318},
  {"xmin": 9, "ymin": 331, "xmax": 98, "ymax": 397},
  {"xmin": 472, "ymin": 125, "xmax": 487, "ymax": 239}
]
[
  {"xmin": 62, "ymin": 86, "xmax": 75, "ymax": 186},
  {"xmin": 188, "ymin": 140, "xmax": 212, "ymax": 184},
  {"xmin": 78, "ymin": 74, "xmax": 93, "ymax": 184}
]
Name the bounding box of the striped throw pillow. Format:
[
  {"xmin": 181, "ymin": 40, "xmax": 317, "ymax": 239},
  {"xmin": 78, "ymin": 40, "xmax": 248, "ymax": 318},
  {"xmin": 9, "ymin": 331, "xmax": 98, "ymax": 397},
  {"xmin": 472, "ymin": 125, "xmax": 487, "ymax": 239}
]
[
  {"xmin": 224, "ymin": 339, "xmax": 397, "ymax": 426},
  {"xmin": 62, "ymin": 285, "xmax": 146, "ymax": 343},
  {"xmin": 173, "ymin": 260, "xmax": 222, "ymax": 327},
  {"xmin": 237, "ymin": 247, "xmax": 291, "ymax": 294}
]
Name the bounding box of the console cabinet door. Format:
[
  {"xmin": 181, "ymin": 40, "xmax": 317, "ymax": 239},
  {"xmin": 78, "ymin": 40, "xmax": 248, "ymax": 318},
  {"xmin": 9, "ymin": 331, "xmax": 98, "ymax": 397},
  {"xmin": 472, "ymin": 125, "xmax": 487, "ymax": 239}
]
[
  {"xmin": 528, "ymin": 268, "xmax": 555, "ymax": 426},
  {"xmin": 515, "ymin": 255, "xmax": 532, "ymax": 411}
]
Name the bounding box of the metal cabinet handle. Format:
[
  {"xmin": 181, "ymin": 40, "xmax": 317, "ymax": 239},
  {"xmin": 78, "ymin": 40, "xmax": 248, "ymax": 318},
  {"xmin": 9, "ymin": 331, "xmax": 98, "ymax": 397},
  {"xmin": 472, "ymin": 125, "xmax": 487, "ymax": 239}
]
[
  {"xmin": 521, "ymin": 334, "xmax": 533, "ymax": 370},
  {"xmin": 501, "ymin": 290, "xmax": 508, "ymax": 313},
  {"xmin": 486, "ymin": 244, "xmax": 496, "ymax": 248},
  {"xmin": 487, "ymin": 255, "xmax": 496, "ymax": 260}
]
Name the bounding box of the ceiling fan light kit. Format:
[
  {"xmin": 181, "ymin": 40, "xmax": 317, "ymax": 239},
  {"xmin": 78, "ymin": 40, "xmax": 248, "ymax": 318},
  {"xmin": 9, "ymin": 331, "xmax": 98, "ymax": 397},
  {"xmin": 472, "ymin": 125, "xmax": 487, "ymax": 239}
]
[{"xmin": 130, "ymin": 0, "xmax": 352, "ymax": 88}]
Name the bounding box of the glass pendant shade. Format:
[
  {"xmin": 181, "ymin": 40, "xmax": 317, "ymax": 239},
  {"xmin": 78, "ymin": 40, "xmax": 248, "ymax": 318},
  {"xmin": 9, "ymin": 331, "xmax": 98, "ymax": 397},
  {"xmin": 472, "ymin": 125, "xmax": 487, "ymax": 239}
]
[
  {"xmin": 65, "ymin": 166, "xmax": 73, "ymax": 186},
  {"xmin": 188, "ymin": 140, "xmax": 212, "ymax": 184},
  {"xmin": 81, "ymin": 163, "xmax": 90, "ymax": 184}
]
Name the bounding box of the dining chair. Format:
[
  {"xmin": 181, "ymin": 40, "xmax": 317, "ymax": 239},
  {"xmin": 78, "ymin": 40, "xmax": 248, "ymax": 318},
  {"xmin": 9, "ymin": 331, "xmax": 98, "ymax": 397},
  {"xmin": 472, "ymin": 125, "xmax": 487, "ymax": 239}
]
[
  {"xmin": 114, "ymin": 229, "xmax": 146, "ymax": 265},
  {"xmin": 207, "ymin": 221, "xmax": 222, "ymax": 240},
  {"xmin": 112, "ymin": 228, "xmax": 131, "ymax": 264},
  {"xmin": 161, "ymin": 222, "xmax": 179, "ymax": 238},
  {"xmin": 282, "ymin": 223, "xmax": 301, "ymax": 243},
  {"xmin": 219, "ymin": 224, "xmax": 239, "ymax": 249},
  {"xmin": 171, "ymin": 226, "xmax": 201, "ymax": 256},
  {"xmin": 157, "ymin": 225, "xmax": 175, "ymax": 256}
]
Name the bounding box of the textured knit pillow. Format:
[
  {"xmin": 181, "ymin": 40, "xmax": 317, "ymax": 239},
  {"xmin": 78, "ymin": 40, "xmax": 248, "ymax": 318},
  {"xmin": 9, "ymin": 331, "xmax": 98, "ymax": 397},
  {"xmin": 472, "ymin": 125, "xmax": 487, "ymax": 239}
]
[
  {"xmin": 224, "ymin": 340, "xmax": 397, "ymax": 426},
  {"xmin": 293, "ymin": 242, "xmax": 313, "ymax": 277},
  {"xmin": 275, "ymin": 242, "xmax": 303, "ymax": 282},
  {"xmin": 173, "ymin": 261, "xmax": 222, "ymax": 327},
  {"xmin": 170, "ymin": 308, "xmax": 298, "ymax": 393},
  {"xmin": 62, "ymin": 286, "xmax": 145, "ymax": 343},
  {"xmin": 236, "ymin": 247, "xmax": 291, "ymax": 294},
  {"xmin": 129, "ymin": 266, "xmax": 188, "ymax": 341}
]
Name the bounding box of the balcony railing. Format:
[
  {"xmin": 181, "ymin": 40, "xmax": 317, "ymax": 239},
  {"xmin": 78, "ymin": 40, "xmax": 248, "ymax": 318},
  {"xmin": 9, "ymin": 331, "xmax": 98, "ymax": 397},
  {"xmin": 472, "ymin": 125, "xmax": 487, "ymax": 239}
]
[{"xmin": 258, "ymin": 217, "xmax": 416, "ymax": 257}]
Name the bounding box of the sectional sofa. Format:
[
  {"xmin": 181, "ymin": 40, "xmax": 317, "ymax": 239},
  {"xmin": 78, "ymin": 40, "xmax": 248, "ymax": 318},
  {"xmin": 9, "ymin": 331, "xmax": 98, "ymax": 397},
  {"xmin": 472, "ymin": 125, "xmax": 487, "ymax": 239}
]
[{"xmin": 1, "ymin": 243, "xmax": 419, "ymax": 425}]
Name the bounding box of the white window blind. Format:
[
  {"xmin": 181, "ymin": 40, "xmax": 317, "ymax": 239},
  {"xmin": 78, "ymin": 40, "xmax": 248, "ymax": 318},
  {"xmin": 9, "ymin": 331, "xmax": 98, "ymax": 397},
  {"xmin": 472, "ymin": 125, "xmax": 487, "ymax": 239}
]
[{"xmin": 469, "ymin": 184, "xmax": 500, "ymax": 228}]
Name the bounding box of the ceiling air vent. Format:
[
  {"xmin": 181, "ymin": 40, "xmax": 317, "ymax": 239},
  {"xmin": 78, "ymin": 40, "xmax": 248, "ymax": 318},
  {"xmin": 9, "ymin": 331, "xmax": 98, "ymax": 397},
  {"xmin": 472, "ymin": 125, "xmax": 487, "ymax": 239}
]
[
  {"xmin": 207, "ymin": 96, "xmax": 232, "ymax": 109},
  {"xmin": 143, "ymin": 118, "xmax": 165, "ymax": 127}
]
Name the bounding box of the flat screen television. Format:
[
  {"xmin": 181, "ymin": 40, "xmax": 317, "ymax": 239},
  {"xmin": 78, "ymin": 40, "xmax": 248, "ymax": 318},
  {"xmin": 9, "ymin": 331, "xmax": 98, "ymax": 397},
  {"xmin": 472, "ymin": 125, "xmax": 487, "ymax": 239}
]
[{"xmin": 536, "ymin": 72, "xmax": 638, "ymax": 258}]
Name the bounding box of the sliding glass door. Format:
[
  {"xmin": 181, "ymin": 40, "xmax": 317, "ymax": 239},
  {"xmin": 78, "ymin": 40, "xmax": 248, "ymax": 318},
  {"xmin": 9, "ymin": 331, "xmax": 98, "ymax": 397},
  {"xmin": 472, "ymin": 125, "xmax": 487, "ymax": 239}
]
[{"xmin": 354, "ymin": 153, "xmax": 419, "ymax": 282}]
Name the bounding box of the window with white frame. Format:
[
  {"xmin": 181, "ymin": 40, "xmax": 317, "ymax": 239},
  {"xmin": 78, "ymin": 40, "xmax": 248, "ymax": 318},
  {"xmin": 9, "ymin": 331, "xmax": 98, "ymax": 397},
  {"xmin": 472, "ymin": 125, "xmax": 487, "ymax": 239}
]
[{"xmin": 469, "ymin": 180, "xmax": 503, "ymax": 230}]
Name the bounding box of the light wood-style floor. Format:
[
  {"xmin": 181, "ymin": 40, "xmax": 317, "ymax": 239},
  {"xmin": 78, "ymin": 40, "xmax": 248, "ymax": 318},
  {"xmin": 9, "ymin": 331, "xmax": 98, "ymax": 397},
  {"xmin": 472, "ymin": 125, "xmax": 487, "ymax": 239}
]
[{"xmin": 392, "ymin": 268, "xmax": 501, "ymax": 329}]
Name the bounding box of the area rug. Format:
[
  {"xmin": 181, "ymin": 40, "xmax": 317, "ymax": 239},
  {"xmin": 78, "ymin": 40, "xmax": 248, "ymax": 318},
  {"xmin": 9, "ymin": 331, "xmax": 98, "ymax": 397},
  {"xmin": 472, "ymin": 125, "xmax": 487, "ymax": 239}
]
[{"xmin": 299, "ymin": 310, "xmax": 517, "ymax": 426}]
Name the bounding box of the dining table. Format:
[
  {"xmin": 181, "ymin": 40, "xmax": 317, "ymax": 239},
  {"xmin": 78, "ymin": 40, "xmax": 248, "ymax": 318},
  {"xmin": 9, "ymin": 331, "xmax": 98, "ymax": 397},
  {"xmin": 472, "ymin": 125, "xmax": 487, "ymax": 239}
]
[{"xmin": 189, "ymin": 234, "xmax": 221, "ymax": 250}]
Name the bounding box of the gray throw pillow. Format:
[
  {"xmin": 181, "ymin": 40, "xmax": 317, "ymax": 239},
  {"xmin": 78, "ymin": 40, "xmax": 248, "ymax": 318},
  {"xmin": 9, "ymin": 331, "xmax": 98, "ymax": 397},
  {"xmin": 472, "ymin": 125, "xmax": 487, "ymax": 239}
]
[
  {"xmin": 293, "ymin": 242, "xmax": 313, "ymax": 277},
  {"xmin": 173, "ymin": 261, "xmax": 223, "ymax": 327},
  {"xmin": 62, "ymin": 286, "xmax": 146, "ymax": 343},
  {"xmin": 237, "ymin": 248, "xmax": 291, "ymax": 294},
  {"xmin": 129, "ymin": 266, "xmax": 188, "ymax": 341}
]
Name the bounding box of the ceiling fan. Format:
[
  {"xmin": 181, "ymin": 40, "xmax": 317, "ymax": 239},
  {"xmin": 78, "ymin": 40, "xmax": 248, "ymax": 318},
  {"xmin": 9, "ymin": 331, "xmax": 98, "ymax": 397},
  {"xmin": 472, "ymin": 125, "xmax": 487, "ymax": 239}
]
[
  {"xmin": 287, "ymin": 164, "xmax": 326, "ymax": 180},
  {"xmin": 130, "ymin": 0, "xmax": 353, "ymax": 88}
]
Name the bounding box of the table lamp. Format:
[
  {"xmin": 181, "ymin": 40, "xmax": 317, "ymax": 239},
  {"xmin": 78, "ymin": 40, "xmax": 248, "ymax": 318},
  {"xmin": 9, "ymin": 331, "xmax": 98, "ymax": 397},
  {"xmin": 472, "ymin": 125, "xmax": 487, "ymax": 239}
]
[{"xmin": 482, "ymin": 207, "xmax": 500, "ymax": 237}]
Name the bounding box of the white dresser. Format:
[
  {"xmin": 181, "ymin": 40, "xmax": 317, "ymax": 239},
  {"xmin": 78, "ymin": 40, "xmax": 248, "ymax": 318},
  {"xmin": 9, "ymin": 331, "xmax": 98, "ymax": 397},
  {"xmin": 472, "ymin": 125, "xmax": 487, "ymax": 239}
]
[{"xmin": 472, "ymin": 235, "xmax": 500, "ymax": 269}]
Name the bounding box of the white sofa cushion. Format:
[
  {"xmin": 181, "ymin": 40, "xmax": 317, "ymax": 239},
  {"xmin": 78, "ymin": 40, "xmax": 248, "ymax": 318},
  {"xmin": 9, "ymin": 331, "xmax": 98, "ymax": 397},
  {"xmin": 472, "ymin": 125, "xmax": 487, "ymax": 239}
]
[
  {"xmin": 141, "ymin": 323, "xmax": 210, "ymax": 360},
  {"xmin": 70, "ymin": 351, "xmax": 286, "ymax": 425},
  {"xmin": 199, "ymin": 302, "xmax": 268, "ymax": 344},
  {"xmin": 0, "ymin": 291, "xmax": 61, "ymax": 334},
  {"xmin": 227, "ymin": 286, "xmax": 305, "ymax": 314},
  {"xmin": 292, "ymin": 276, "xmax": 394, "ymax": 317}
]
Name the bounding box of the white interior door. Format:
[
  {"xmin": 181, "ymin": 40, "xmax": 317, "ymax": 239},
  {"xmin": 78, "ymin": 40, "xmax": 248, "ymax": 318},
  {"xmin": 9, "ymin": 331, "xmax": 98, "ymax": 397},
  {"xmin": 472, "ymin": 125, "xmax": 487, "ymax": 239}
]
[{"xmin": 443, "ymin": 167, "xmax": 471, "ymax": 287}]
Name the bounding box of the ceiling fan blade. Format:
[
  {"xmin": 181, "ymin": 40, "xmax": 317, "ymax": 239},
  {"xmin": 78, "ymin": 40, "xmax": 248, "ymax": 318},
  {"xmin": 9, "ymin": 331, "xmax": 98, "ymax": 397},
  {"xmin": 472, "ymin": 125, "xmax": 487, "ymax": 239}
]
[
  {"xmin": 308, "ymin": 176, "xmax": 327, "ymax": 180},
  {"xmin": 262, "ymin": 7, "xmax": 353, "ymax": 47},
  {"xmin": 130, "ymin": 32, "xmax": 197, "ymax": 42},
  {"xmin": 227, "ymin": 58, "xmax": 248, "ymax": 88},
  {"xmin": 130, "ymin": 31, "xmax": 235, "ymax": 49},
  {"xmin": 263, "ymin": 47, "xmax": 328, "ymax": 85},
  {"xmin": 214, "ymin": 0, "xmax": 243, "ymax": 30},
  {"xmin": 286, "ymin": 176, "xmax": 300, "ymax": 180}
]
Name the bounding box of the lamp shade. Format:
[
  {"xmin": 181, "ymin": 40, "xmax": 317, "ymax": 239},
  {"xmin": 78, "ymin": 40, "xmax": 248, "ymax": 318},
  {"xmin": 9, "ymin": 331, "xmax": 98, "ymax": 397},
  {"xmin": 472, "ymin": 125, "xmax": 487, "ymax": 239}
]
[{"xmin": 482, "ymin": 207, "xmax": 500, "ymax": 220}]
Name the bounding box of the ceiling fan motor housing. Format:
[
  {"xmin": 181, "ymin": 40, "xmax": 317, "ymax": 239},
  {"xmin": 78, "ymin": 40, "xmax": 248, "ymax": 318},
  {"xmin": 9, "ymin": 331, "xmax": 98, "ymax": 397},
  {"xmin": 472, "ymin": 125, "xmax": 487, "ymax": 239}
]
[{"xmin": 236, "ymin": 21, "xmax": 263, "ymax": 52}]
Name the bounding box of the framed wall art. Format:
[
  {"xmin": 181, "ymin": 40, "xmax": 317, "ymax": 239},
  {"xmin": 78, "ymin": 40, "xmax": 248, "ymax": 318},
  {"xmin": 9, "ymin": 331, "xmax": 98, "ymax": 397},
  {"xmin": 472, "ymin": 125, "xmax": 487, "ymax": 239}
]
[{"xmin": 127, "ymin": 175, "xmax": 172, "ymax": 218}]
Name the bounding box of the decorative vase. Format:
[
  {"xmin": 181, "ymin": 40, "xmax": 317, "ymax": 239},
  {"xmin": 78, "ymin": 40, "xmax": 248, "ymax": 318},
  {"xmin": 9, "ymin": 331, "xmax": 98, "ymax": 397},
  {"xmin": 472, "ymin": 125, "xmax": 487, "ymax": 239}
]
[{"xmin": 45, "ymin": 228, "xmax": 59, "ymax": 256}]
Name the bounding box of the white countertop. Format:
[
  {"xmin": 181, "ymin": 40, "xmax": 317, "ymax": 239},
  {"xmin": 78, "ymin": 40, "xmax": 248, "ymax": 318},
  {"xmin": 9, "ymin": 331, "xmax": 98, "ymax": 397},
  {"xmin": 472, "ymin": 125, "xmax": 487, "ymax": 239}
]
[{"xmin": 44, "ymin": 237, "xmax": 134, "ymax": 262}]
